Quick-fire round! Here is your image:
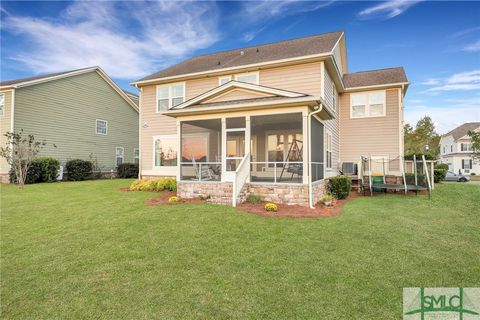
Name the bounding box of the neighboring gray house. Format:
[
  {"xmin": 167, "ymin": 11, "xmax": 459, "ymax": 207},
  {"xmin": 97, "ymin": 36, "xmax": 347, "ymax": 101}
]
[{"xmin": 0, "ymin": 67, "xmax": 139, "ymax": 182}]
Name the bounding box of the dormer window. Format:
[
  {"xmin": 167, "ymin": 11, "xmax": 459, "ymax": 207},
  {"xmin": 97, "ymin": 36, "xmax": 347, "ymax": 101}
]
[
  {"xmin": 235, "ymin": 72, "xmax": 259, "ymax": 84},
  {"xmin": 157, "ymin": 83, "xmax": 185, "ymax": 112},
  {"xmin": 219, "ymin": 76, "xmax": 232, "ymax": 86}
]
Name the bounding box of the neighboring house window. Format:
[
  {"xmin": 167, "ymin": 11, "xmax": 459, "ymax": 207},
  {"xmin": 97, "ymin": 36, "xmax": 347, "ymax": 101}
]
[
  {"xmin": 133, "ymin": 148, "xmax": 139, "ymax": 164},
  {"xmin": 451, "ymin": 145, "xmax": 453, "ymax": 152},
  {"xmin": 219, "ymin": 76, "xmax": 232, "ymax": 86},
  {"xmin": 325, "ymin": 131, "xmax": 332, "ymax": 169},
  {"xmin": 157, "ymin": 83, "xmax": 185, "ymax": 111},
  {"xmin": 0, "ymin": 93, "xmax": 4, "ymax": 116},
  {"xmin": 234, "ymin": 72, "xmax": 259, "ymax": 84},
  {"xmin": 461, "ymin": 143, "xmax": 472, "ymax": 151},
  {"xmin": 350, "ymin": 91, "xmax": 385, "ymax": 118},
  {"xmin": 154, "ymin": 135, "xmax": 178, "ymax": 167},
  {"xmin": 443, "ymin": 146, "xmax": 446, "ymax": 154},
  {"xmin": 96, "ymin": 119, "xmax": 108, "ymax": 135},
  {"xmin": 116, "ymin": 147, "xmax": 124, "ymax": 166},
  {"xmin": 462, "ymin": 159, "xmax": 472, "ymax": 170}
]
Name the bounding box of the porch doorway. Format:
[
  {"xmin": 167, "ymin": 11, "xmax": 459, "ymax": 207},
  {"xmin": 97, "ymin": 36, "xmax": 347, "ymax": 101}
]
[{"xmin": 226, "ymin": 117, "xmax": 246, "ymax": 171}]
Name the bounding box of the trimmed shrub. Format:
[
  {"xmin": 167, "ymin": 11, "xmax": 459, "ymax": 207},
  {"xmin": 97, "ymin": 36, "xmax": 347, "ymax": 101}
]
[
  {"xmin": 129, "ymin": 178, "xmax": 177, "ymax": 192},
  {"xmin": 246, "ymin": 194, "xmax": 262, "ymax": 204},
  {"xmin": 264, "ymin": 203, "xmax": 278, "ymax": 212},
  {"xmin": 327, "ymin": 176, "xmax": 352, "ymax": 199},
  {"xmin": 471, "ymin": 172, "xmax": 476, "ymax": 176},
  {"xmin": 9, "ymin": 157, "xmax": 59, "ymax": 184},
  {"xmin": 66, "ymin": 159, "xmax": 93, "ymax": 181},
  {"xmin": 435, "ymin": 163, "xmax": 449, "ymax": 171},
  {"xmin": 9, "ymin": 160, "xmax": 42, "ymax": 184},
  {"xmin": 168, "ymin": 196, "xmax": 180, "ymax": 203},
  {"xmin": 117, "ymin": 163, "xmax": 139, "ymax": 178},
  {"xmin": 434, "ymin": 168, "xmax": 447, "ymax": 183},
  {"xmin": 36, "ymin": 157, "xmax": 60, "ymax": 182}
]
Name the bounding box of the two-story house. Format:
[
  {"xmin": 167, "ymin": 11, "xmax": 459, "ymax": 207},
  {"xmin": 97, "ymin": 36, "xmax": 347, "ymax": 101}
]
[
  {"xmin": 132, "ymin": 31, "xmax": 409, "ymax": 207},
  {"xmin": 439, "ymin": 122, "xmax": 480, "ymax": 175},
  {"xmin": 0, "ymin": 67, "xmax": 139, "ymax": 182}
]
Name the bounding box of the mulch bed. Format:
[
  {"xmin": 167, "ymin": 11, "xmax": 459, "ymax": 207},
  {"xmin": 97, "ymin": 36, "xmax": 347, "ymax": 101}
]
[
  {"xmin": 237, "ymin": 192, "xmax": 359, "ymax": 218},
  {"xmin": 145, "ymin": 191, "xmax": 207, "ymax": 206}
]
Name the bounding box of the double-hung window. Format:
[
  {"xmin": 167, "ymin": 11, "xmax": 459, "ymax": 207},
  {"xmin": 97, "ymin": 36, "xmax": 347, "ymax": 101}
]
[
  {"xmin": 96, "ymin": 119, "xmax": 108, "ymax": 135},
  {"xmin": 461, "ymin": 143, "xmax": 472, "ymax": 152},
  {"xmin": 350, "ymin": 91, "xmax": 386, "ymax": 118},
  {"xmin": 0, "ymin": 93, "xmax": 5, "ymax": 117},
  {"xmin": 133, "ymin": 148, "xmax": 139, "ymax": 164},
  {"xmin": 157, "ymin": 83, "xmax": 185, "ymax": 112},
  {"xmin": 116, "ymin": 147, "xmax": 124, "ymax": 166},
  {"xmin": 325, "ymin": 131, "xmax": 333, "ymax": 169},
  {"xmin": 462, "ymin": 159, "xmax": 472, "ymax": 170}
]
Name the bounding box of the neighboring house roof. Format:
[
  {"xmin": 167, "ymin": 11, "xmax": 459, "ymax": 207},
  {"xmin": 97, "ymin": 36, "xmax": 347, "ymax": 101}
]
[
  {"xmin": 137, "ymin": 31, "xmax": 344, "ymax": 82},
  {"xmin": 443, "ymin": 122, "xmax": 480, "ymax": 140},
  {"xmin": 174, "ymin": 80, "xmax": 306, "ymax": 110},
  {"xmin": 343, "ymin": 67, "xmax": 408, "ymax": 89},
  {"xmin": 0, "ymin": 66, "xmax": 138, "ymax": 111}
]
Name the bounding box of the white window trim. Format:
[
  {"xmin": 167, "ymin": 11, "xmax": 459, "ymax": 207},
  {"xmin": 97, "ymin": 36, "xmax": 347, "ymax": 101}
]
[
  {"xmin": 350, "ymin": 90, "xmax": 386, "ymax": 119},
  {"xmin": 133, "ymin": 148, "xmax": 139, "ymax": 163},
  {"xmin": 152, "ymin": 134, "xmax": 179, "ymax": 169},
  {"xmin": 156, "ymin": 82, "xmax": 186, "ymax": 113},
  {"xmin": 325, "ymin": 130, "xmax": 333, "ymax": 170},
  {"xmin": 96, "ymin": 119, "xmax": 108, "ymax": 135},
  {"xmin": 234, "ymin": 71, "xmax": 259, "ymax": 85},
  {"xmin": 0, "ymin": 93, "xmax": 5, "ymax": 117},
  {"xmin": 116, "ymin": 146, "xmax": 124, "ymax": 166},
  {"xmin": 218, "ymin": 76, "xmax": 232, "ymax": 86}
]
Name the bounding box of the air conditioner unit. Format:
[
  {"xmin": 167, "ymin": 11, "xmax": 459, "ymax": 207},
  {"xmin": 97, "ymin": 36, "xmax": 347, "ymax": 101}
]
[{"xmin": 342, "ymin": 162, "xmax": 358, "ymax": 176}]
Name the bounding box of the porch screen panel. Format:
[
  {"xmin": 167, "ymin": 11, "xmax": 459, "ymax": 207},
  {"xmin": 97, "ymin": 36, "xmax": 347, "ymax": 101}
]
[{"xmin": 311, "ymin": 117, "xmax": 324, "ymax": 181}]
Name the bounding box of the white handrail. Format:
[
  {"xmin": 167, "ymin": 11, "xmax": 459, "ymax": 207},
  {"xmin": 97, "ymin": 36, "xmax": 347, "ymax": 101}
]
[{"xmin": 232, "ymin": 153, "xmax": 250, "ymax": 207}]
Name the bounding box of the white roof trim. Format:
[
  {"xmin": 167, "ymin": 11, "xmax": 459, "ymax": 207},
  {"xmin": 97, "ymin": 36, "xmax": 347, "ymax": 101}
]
[
  {"xmin": 0, "ymin": 67, "xmax": 138, "ymax": 112},
  {"xmin": 344, "ymin": 82, "xmax": 410, "ymax": 91},
  {"xmin": 173, "ymin": 80, "xmax": 305, "ymax": 110}
]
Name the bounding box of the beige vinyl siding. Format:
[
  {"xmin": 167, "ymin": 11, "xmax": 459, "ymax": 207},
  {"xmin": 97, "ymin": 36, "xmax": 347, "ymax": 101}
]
[
  {"xmin": 339, "ymin": 88, "xmax": 401, "ymax": 163},
  {"xmin": 140, "ymin": 85, "xmax": 177, "ymax": 171},
  {"xmin": 322, "ymin": 70, "xmax": 340, "ymax": 176},
  {"xmin": 186, "ymin": 77, "xmax": 218, "ymax": 100},
  {"xmin": 205, "ymin": 89, "xmax": 272, "ymax": 103},
  {"xmin": 260, "ymin": 62, "xmax": 322, "ymax": 96},
  {"xmin": 0, "ymin": 90, "xmax": 13, "ymax": 173},
  {"xmin": 13, "ymin": 71, "xmax": 138, "ymax": 172}
]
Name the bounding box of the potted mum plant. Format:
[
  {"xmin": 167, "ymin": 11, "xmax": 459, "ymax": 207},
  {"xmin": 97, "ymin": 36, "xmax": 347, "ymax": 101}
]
[{"xmin": 322, "ymin": 194, "xmax": 334, "ymax": 206}]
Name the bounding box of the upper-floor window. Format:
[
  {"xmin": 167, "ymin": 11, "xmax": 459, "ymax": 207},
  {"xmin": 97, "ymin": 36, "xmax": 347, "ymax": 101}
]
[
  {"xmin": 219, "ymin": 76, "xmax": 232, "ymax": 86},
  {"xmin": 461, "ymin": 143, "xmax": 472, "ymax": 151},
  {"xmin": 157, "ymin": 83, "xmax": 185, "ymax": 112},
  {"xmin": 218, "ymin": 72, "xmax": 259, "ymax": 86},
  {"xmin": 350, "ymin": 91, "xmax": 386, "ymax": 118},
  {"xmin": 451, "ymin": 145, "xmax": 453, "ymax": 152},
  {"xmin": 96, "ymin": 119, "xmax": 108, "ymax": 135},
  {"xmin": 116, "ymin": 147, "xmax": 124, "ymax": 166},
  {"xmin": 0, "ymin": 93, "xmax": 5, "ymax": 116}
]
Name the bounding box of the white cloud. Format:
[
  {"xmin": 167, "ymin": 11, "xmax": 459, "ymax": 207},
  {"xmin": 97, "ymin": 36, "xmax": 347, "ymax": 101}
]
[
  {"xmin": 463, "ymin": 40, "xmax": 480, "ymax": 52},
  {"xmin": 420, "ymin": 78, "xmax": 441, "ymax": 86},
  {"xmin": 3, "ymin": 1, "xmax": 220, "ymax": 79},
  {"xmin": 358, "ymin": 0, "xmax": 422, "ymax": 20},
  {"xmin": 405, "ymin": 105, "xmax": 480, "ymax": 134},
  {"xmin": 422, "ymin": 70, "xmax": 480, "ymax": 93},
  {"xmin": 238, "ymin": 1, "xmax": 334, "ymax": 41}
]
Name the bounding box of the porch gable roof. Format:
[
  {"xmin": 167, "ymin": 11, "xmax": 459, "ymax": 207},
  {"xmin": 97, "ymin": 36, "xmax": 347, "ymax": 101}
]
[{"xmin": 172, "ymin": 80, "xmax": 307, "ymax": 110}]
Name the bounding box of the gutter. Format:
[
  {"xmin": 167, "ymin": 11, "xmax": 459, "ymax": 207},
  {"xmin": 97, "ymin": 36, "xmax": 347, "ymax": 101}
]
[{"xmin": 308, "ymin": 102, "xmax": 324, "ymax": 209}]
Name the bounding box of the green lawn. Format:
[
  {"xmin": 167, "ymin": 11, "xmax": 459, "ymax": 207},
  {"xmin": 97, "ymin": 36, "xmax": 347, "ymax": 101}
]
[{"xmin": 1, "ymin": 180, "xmax": 479, "ymax": 319}]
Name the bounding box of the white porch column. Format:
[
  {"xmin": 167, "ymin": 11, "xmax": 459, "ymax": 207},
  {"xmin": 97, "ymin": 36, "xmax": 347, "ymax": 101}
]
[
  {"xmin": 245, "ymin": 116, "xmax": 251, "ymax": 182},
  {"xmin": 176, "ymin": 121, "xmax": 181, "ymax": 180},
  {"xmin": 221, "ymin": 118, "xmax": 227, "ymax": 181},
  {"xmin": 302, "ymin": 111, "xmax": 309, "ymax": 185}
]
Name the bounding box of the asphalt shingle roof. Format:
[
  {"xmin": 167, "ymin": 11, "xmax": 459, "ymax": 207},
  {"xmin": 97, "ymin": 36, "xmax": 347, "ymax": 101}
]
[
  {"xmin": 138, "ymin": 31, "xmax": 343, "ymax": 81},
  {"xmin": 444, "ymin": 122, "xmax": 480, "ymax": 140},
  {"xmin": 0, "ymin": 67, "xmax": 95, "ymax": 87},
  {"xmin": 343, "ymin": 67, "xmax": 408, "ymax": 88}
]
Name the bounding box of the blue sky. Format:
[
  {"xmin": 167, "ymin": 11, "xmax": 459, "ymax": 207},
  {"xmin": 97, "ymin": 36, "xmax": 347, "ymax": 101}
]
[{"xmin": 1, "ymin": 0, "xmax": 479, "ymax": 133}]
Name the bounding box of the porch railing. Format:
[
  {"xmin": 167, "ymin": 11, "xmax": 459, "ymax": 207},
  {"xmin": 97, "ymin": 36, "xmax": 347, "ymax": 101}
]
[
  {"xmin": 250, "ymin": 161, "xmax": 303, "ymax": 184},
  {"xmin": 180, "ymin": 162, "xmax": 222, "ymax": 181},
  {"xmin": 232, "ymin": 153, "xmax": 250, "ymax": 207}
]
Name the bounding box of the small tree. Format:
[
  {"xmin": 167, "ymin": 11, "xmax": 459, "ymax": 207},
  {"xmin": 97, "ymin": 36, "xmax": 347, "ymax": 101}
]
[
  {"xmin": 468, "ymin": 130, "xmax": 480, "ymax": 159},
  {"xmin": 0, "ymin": 130, "xmax": 46, "ymax": 188}
]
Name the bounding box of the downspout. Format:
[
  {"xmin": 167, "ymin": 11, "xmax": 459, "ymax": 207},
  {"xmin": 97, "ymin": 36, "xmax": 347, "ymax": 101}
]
[
  {"xmin": 135, "ymin": 84, "xmax": 142, "ymax": 179},
  {"xmin": 308, "ymin": 102, "xmax": 324, "ymax": 209}
]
